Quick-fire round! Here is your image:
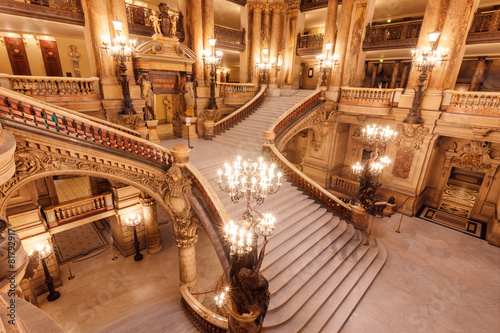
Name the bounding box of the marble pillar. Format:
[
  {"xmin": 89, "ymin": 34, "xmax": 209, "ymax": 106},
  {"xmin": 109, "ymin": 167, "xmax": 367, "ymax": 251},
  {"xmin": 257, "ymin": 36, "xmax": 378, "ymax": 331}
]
[
  {"xmin": 369, "ymin": 63, "xmax": 378, "ymax": 88},
  {"xmin": 269, "ymin": 2, "xmax": 284, "ymax": 90},
  {"xmin": 283, "ymin": 1, "xmax": 301, "ymax": 90},
  {"xmin": 203, "ymin": 0, "xmax": 215, "ymax": 84},
  {"xmin": 469, "ymin": 56, "xmax": 490, "ymax": 91},
  {"xmin": 139, "ymin": 194, "xmax": 163, "ymax": 254},
  {"xmin": 328, "ymin": 0, "xmax": 355, "ymax": 99},
  {"xmin": 390, "ymin": 60, "xmax": 400, "ymax": 89},
  {"xmin": 342, "ymin": 0, "xmax": 370, "ymax": 87},
  {"xmin": 425, "ymin": 0, "xmax": 479, "ymax": 108},
  {"xmin": 263, "ymin": 4, "xmax": 271, "ymax": 50},
  {"xmin": 187, "ymin": 0, "xmax": 204, "ymax": 84},
  {"xmin": 321, "ymin": 0, "xmax": 339, "ymax": 87},
  {"xmin": 251, "ymin": 4, "xmax": 263, "ymax": 84},
  {"xmin": 175, "ymin": 236, "xmax": 199, "ymax": 293},
  {"xmin": 399, "ymin": 63, "xmax": 410, "ymax": 88}
]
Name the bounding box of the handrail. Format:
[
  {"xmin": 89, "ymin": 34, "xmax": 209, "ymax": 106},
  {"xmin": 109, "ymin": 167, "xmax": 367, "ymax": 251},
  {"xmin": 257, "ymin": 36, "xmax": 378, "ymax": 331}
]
[
  {"xmin": 214, "ymin": 86, "xmax": 265, "ymax": 135},
  {"xmin": 265, "ymin": 89, "xmax": 352, "ymax": 217},
  {"xmin": 4, "ymin": 74, "xmax": 99, "ymax": 97},
  {"xmin": 443, "ymin": 90, "xmax": 500, "ymax": 114},
  {"xmin": 0, "ymin": 88, "xmax": 172, "ymax": 166},
  {"xmin": 339, "ymin": 87, "xmax": 403, "ymax": 106},
  {"xmin": 180, "ymin": 285, "xmax": 228, "ymax": 331},
  {"xmin": 268, "ymin": 89, "xmax": 321, "ymax": 134},
  {"xmin": 219, "ymin": 83, "xmax": 257, "ymax": 97},
  {"xmin": 0, "ymin": 86, "xmax": 141, "ymax": 137}
]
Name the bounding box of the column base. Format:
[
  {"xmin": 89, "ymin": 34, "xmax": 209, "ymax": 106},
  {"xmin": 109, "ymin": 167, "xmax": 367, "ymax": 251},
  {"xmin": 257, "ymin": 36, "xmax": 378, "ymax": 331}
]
[
  {"xmin": 203, "ymin": 120, "xmax": 215, "ymax": 140},
  {"xmin": 147, "ymin": 233, "xmax": 163, "ymax": 254}
]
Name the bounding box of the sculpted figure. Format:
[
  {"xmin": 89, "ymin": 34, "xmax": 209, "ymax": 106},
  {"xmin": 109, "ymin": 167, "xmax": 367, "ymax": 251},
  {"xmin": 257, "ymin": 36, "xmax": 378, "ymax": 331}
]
[
  {"xmin": 158, "ymin": 3, "xmax": 172, "ymax": 37},
  {"xmin": 68, "ymin": 45, "xmax": 81, "ymax": 77},
  {"xmin": 180, "ymin": 79, "xmax": 195, "ymax": 117},
  {"xmin": 138, "ymin": 73, "xmax": 156, "ymax": 120}
]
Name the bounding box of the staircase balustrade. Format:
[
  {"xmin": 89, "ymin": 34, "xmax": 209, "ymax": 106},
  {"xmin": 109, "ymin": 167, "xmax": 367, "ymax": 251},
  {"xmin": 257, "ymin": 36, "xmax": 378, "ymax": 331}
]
[
  {"xmin": 43, "ymin": 192, "xmax": 113, "ymax": 227},
  {"xmin": 219, "ymin": 83, "xmax": 257, "ymax": 97},
  {"xmin": 339, "ymin": 87, "xmax": 403, "ymax": 107},
  {"xmin": 5, "ymin": 75, "xmax": 99, "ymax": 97},
  {"xmin": 443, "ymin": 90, "xmax": 500, "ymax": 115},
  {"xmin": 330, "ymin": 175, "xmax": 359, "ymax": 197},
  {"xmin": 0, "ymin": 88, "xmax": 172, "ymax": 166},
  {"xmin": 265, "ymin": 90, "xmax": 353, "ymax": 221},
  {"xmin": 180, "ymin": 285, "xmax": 228, "ymax": 332},
  {"xmin": 214, "ymin": 86, "xmax": 265, "ymax": 135}
]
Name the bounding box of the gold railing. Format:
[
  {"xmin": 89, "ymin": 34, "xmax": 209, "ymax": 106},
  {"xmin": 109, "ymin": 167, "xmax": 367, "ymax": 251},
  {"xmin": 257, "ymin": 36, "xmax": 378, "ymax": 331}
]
[
  {"xmin": 219, "ymin": 83, "xmax": 257, "ymax": 97},
  {"xmin": 214, "ymin": 86, "xmax": 265, "ymax": 135},
  {"xmin": 471, "ymin": 9, "xmax": 500, "ymax": 32},
  {"xmin": 43, "ymin": 193, "xmax": 113, "ymax": 228},
  {"xmin": 443, "ymin": 90, "xmax": 500, "ymax": 115},
  {"xmin": 214, "ymin": 24, "xmax": 245, "ymax": 51},
  {"xmin": 364, "ymin": 20, "xmax": 422, "ymax": 43},
  {"xmin": 339, "ymin": 87, "xmax": 403, "ymax": 107},
  {"xmin": 297, "ymin": 33, "xmax": 324, "ymax": 49},
  {"xmin": 3, "ymin": 74, "xmax": 99, "ymax": 97}
]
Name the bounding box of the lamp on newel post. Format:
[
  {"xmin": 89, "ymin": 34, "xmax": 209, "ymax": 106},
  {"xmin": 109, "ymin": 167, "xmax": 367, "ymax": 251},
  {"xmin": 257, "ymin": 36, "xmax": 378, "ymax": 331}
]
[
  {"xmin": 403, "ymin": 32, "xmax": 448, "ymax": 124},
  {"xmin": 316, "ymin": 43, "xmax": 339, "ymax": 87},
  {"xmin": 201, "ymin": 38, "xmax": 223, "ymax": 110},
  {"xmin": 256, "ymin": 49, "xmax": 274, "ymax": 85},
  {"xmin": 125, "ymin": 214, "xmax": 143, "ymax": 261},
  {"xmin": 352, "ymin": 124, "xmax": 397, "ymax": 216},
  {"xmin": 29, "ymin": 244, "xmax": 60, "ymax": 302},
  {"xmin": 102, "ymin": 19, "xmax": 138, "ymax": 115},
  {"xmin": 215, "ymin": 155, "xmax": 282, "ymax": 331}
]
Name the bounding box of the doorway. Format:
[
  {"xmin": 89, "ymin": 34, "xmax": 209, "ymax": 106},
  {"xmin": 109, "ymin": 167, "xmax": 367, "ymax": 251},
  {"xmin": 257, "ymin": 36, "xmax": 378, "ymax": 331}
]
[{"xmin": 439, "ymin": 167, "xmax": 484, "ymax": 218}]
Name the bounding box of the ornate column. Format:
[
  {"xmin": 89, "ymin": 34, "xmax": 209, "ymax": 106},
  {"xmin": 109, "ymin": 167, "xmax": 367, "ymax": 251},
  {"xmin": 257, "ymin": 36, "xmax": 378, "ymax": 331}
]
[
  {"xmin": 139, "ymin": 193, "xmax": 163, "ymax": 254},
  {"xmin": 263, "ymin": 3, "xmax": 271, "ymax": 50},
  {"xmin": 268, "ymin": 2, "xmax": 285, "ymax": 91},
  {"xmin": 328, "ymin": 0, "xmax": 355, "ymax": 100},
  {"xmin": 320, "ymin": 0, "xmax": 339, "ymax": 87},
  {"xmin": 187, "ymin": 0, "xmax": 204, "ymax": 84},
  {"xmin": 203, "ymin": 0, "xmax": 215, "ymax": 84},
  {"xmin": 424, "ymin": 0, "xmax": 479, "ymax": 109},
  {"xmin": 342, "ymin": 0, "xmax": 372, "ymax": 87},
  {"xmin": 283, "ymin": 0, "xmax": 302, "ymax": 91},
  {"xmin": 251, "ymin": 3, "xmax": 263, "ymax": 84},
  {"xmin": 399, "ymin": 62, "xmax": 410, "ymax": 88},
  {"xmin": 390, "ymin": 60, "xmax": 400, "ymax": 89},
  {"xmin": 369, "ymin": 63, "xmax": 378, "ymax": 88},
  {"xmin": 165, "ymin": 148, "xmax": 199, "ymax": 293},
  {"xmin": 469, "ymin": 56, "xmax": 491, "ymax": 91}
]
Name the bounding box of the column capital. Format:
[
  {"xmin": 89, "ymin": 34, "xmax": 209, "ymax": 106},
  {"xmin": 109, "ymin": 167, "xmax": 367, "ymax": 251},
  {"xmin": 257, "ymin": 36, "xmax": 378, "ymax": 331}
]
[
  {"xmin": 270, "ymin": 2, "xmax": 287, "ymax": 12},
  {"xmin": 174, "ymin": 232, "xmax": 199, "ymax": 249},
  {"xmin": 139, "ymin": 194, "xmax": 156, "ymax": 207},
  {"xmin": 248, "ymin": 1, "xmax": 265, "ymax": 12}
]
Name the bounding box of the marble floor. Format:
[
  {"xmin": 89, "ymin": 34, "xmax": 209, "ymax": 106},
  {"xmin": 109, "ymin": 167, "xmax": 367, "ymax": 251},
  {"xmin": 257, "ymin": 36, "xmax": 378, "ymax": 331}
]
[{"xmin": 38, "ymin": 137, "xmax": 500, "ymax": 332}]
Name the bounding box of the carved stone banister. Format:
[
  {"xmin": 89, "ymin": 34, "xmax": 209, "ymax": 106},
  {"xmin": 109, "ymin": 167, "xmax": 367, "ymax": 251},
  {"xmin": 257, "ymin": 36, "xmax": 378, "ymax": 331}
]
[
  {"xmin": 443, "ymin": 90, "xmax": 500, "ymax": 116},
  {"xmin": 180, "ymin": 284, "xmax": 228, "ymax": 332},
  {"xmin": 43, "ymin": 192, "xmax": 113, "ymax": 227},
  {"xmin": 268, "ymin": 89, "xmax": 321, "ymax": 135},
  {"xmin": 0, "ymin": 88, "xmax": 173, "ymax": 167},
  {"xmin": 330, "ymin": 175, "xmax": 359, "ymax": 197},
  {"xmin": 214, "ymin": 86, "xmax": 266, "ymax": 135},
  {"xmin": 4, "ymin": 74, "xmax": 100, "ymax": 98},
  {"xmin": 214, "ymin": 25, "xmax": 246, "ymax": 52},
  {"xmin": 219, "ymin": 83, "xmax": 257, "ymax": 97},
  {"xmin": 296, "ymin": 32, "xmax": 326, "ymax": 56},
  {"xmin": 339, "ymin": 87, "xmax": 403, "ymax": 107}
]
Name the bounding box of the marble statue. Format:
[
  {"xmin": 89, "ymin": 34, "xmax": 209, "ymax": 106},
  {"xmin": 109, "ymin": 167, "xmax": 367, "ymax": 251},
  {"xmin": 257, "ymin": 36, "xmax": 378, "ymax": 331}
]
[
  {"xmin": 138, "ymin": 73, "xmax": 156, "ymax": 120},
  {"xmin": 180, "ymin": 79, "xmax": 195, "ymax": 117},
  {"xmin": 163, "ymin": 95, "xmax": 173, "ymax": 123},
  {"xmin": 68, "ymin": 45, "xmax": 81, "ymax": 78}
]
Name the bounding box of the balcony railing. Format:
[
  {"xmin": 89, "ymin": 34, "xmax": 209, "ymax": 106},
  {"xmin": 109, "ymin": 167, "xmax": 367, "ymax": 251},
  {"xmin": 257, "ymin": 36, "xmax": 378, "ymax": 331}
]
[
  {"xmin": 363, "ymin": 20, "xmax": 422, "ymax": 50},
  {"xmin": 443, "ymin": 90, "xmax": 500, "ymax": 116},
  {"xmin": 214, "ymin": 25, "xmax": 245, "ymax": 52},
  {"xmin": 468, "ymin": 9, "xmax": 500, "ymax": 44},
  {"xmin": 3, "ymin": 75, "xmax": 100, "ymax": 99},
  {"xmin": 219, "ymin": 83, "xmax": 257, "ymax": 98},
  {"xmin": 300, "ymin": 0, "xmax": 331, "ymax": 12},
  {"xmin": 44, "ymin": 192, "xmax": 113, "ymax": 228},
  {"xmin": 296, "ymin": 33, "xmax": 324, "ymax": 56},
  {"xmin": 339, "ymin": 87, "xmax": 403, "ymax": 107},
  {"xmin": 126, "ymin": 3, "xmax": 185, "ymax": 41},
  {"xmin": 330, "ymin": 175, "xmax": 359, "ymax": 198},
  {"xmin": 0, "ymin": 0, "xmax": 84, "ymax": 25}
]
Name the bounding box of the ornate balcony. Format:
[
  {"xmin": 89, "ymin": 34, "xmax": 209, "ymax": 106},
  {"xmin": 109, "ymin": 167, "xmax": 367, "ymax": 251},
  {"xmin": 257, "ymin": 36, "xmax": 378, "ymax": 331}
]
[
  {"xmin": 296, "ymin": 33, "xmax": 324, "ymax": 56},
  {"xmin": 214, "ymin": 25, "xmax": 245, "ymax": 52},
  {"xmin": 300, "ymin": 0, "xmax": 333, "ymax": 12},
  {"xmin": 0, "ymin": 0, "xmax": 84, "ymax": 25},
  {"xmin": 467, "ymin": 8, "xmax": 500, "ymax": 44}
]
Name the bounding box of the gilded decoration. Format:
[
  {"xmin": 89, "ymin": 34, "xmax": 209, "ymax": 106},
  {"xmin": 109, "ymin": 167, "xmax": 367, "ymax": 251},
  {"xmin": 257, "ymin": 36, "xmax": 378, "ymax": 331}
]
[
  {"xmin": 0, "ymin": 139, "xmax": 170, "ymax": 210},
  {"xmin": 451, "ymin": 140, "xmax": 492, "ymax": 171},
  {"xmin": 278, "ymin": 101, "xmax": 337, "ymax": 151},
  {"xmin": 394, "ymin": 124, "xmax": 429, "ymax": 153}
]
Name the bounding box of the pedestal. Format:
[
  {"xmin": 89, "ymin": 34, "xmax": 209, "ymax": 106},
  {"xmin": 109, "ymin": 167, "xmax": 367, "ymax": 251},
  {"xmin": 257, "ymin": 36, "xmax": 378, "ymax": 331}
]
[
  {"xmin": 181, "ymin": 116, "xmax": 198, "ymax": 140},
  {"xmin": 227, "ymin": 299, "xmax": 262, "ymax": 333},
  {"xmin": 203, "ymin": 120, "xmax": 215, "ymax": 140},
  {"xmin": 146, "ymin": 120, "xmax": 160, "ymax": 144},
  {"xmin": 171, "ymin": 144, "xmax": 191, "ymax": 166},
  {"xmin": 350, "ymin": 205, "xmax": 369, "ymax": 232}
]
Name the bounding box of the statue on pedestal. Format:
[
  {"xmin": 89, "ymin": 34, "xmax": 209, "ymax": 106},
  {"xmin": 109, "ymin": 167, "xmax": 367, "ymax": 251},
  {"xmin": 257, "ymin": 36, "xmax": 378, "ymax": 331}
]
[
  {"xmin": 68, "ymin": 45, "xmax": 81, "ymax": 78},
  {"xmin": 158, "ymin": 3, "xmax": 173, "ymax": 37},
  {"xmin": 180, "ymin": 78, "xmax": 195, "ymax": 117},
  {"xmin": 138, "ymin": 73, "xmax": 156, "ymax": 121}
]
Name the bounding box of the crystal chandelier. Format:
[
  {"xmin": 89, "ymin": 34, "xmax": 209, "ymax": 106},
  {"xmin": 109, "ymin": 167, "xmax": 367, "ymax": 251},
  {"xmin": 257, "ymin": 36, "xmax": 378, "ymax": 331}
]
[
  {"xmin": 256, "ymin": 49, "xmax": 274, "ymax": 84},
  {"xmin": 218, "ymin": 156, "xmax": 281, "ymax": 256},
  {"xmin": 361, "ymin": 124, "xmax": 397, "ymax": 147}
]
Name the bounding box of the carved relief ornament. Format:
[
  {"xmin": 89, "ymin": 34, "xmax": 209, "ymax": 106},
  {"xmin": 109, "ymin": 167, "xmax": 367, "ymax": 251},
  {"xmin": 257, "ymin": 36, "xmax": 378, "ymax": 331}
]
[
  {"xmin": 394, "ymin": 124, "xmax": 430, "ymax": 153},
  {"xmin": 450, "ymin": 140, "xmax": 492, "ymax": 171}
]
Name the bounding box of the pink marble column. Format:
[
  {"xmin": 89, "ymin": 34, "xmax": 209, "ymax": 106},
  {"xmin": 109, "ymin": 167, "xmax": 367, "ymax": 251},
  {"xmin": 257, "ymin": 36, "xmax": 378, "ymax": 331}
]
[
  {"xmin": 187, "ymin": 0, "xmax": 204, "ymax": 84},
  {"xmin": 469, "ymin": 57, "xmax": 491, "ymax": 91},
  {"xmin": 203, "ymin": 0, "xmax": 215, "ymax": 84},
  {"xmin": 390, "ymin": 60, "xmax": 400, "ymax": 89},
  {"xmin": 328, "ymin": 0, "xmax": 355, "ymax": 97},
  {"xmin": 251, "ymin": 4, "xmax": 263, "ymax": 84},
  {"xmin": 369, "ymin": 63, "xmax": 378, "ymax": 88}
]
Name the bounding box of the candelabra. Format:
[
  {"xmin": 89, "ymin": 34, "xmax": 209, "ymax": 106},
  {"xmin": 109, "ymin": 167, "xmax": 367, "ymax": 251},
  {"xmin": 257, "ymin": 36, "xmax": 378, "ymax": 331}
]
[
  {"xmin": 218, "ymin": 156, "xmax": 281, "ymax": 252},
  {"xmin": 404, "ymin": 31, "xmax": 448, "ymax": 124},
  {"xmin": 125, "ymin": 214, "xmax": 143, "ymax": 261},
  {"xmin": 352, "ymin": 124, "xmax": 397, "ymax": 214},
  {"xmin": 316, "ymin": 43, "xmax": 339, "ymax": 86},
  {"xmin": 202, "ymin": 38, "xmax": 223, "ymax": 110},
  {"xmin": 102, "ymin": 20, "xmax": 137, "ymax": 115},
  {"xmin": 256, "ymin": 49, "xmax": 274, "ymax": 85},
  {"xmin": 29, "ymin": 244, "xmax": 60, "ymax": 302}
]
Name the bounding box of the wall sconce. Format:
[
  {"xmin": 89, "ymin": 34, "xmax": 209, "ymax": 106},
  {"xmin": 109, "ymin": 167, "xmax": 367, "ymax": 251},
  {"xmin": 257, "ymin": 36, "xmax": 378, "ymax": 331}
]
[{"xmin": 277, "ymin": 55, "xmax": 283, "ymax": 71}]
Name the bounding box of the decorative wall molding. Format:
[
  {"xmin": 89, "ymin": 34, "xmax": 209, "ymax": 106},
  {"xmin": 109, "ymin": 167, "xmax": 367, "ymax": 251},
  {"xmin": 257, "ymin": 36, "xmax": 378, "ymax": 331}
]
[
  {"xmin": 394, "ymin": 124, "xmax": 430, "ymax": 153},
  {"xmin": 450, "ymin": 140, "xmax": 492, "ymax": 171}
]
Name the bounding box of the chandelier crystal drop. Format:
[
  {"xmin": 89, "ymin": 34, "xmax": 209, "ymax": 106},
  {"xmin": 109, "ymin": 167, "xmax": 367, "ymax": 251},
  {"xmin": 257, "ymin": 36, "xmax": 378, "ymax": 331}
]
[{"xmin": 361, "ymin": 124, "xmax": 397, "ymax": 147}]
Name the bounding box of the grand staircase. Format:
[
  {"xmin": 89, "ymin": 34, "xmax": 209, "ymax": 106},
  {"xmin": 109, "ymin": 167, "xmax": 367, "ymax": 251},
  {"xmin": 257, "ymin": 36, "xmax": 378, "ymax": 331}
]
[{"xmin": 194, "ymin": 90, "xmax": 387, "ymax": 332}]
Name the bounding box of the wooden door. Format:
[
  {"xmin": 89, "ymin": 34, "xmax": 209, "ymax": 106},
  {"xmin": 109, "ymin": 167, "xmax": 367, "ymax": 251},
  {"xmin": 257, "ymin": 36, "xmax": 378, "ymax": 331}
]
[
  {"xmin": 39, "ymin": 40, "xmax": 63, "ymax": 77},
  {"xmin": 4, "ymin": 37, "xmax": 31, "ymax": 75}
]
